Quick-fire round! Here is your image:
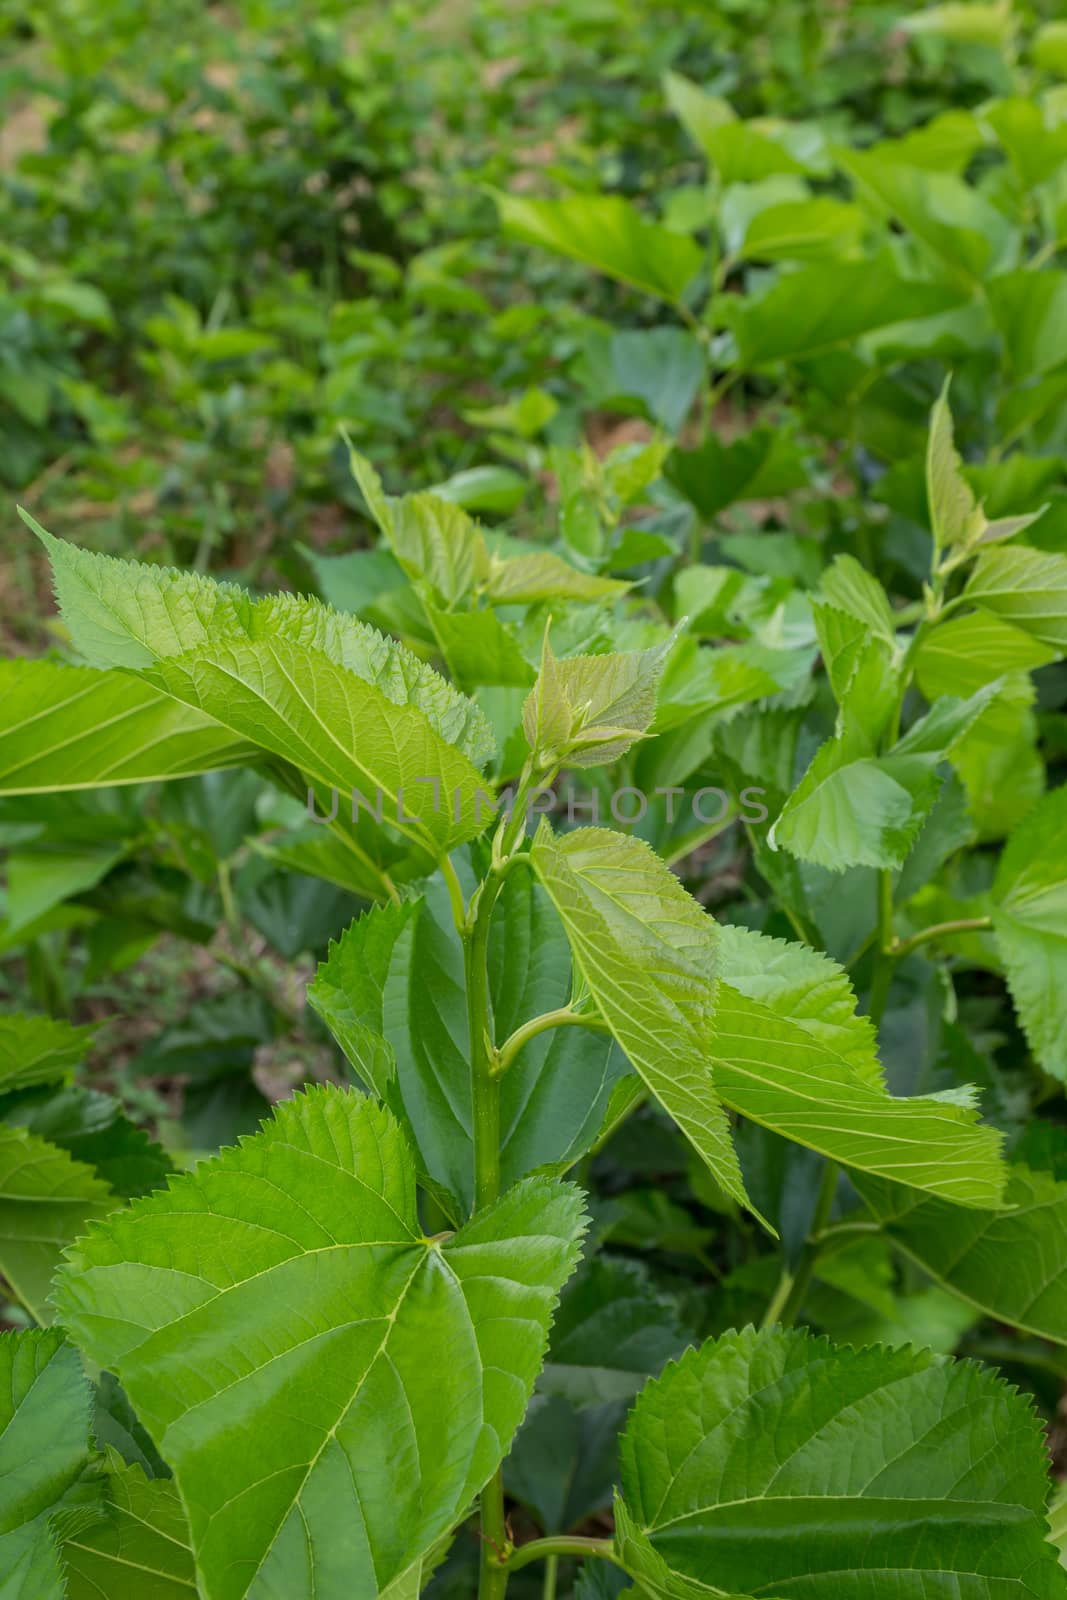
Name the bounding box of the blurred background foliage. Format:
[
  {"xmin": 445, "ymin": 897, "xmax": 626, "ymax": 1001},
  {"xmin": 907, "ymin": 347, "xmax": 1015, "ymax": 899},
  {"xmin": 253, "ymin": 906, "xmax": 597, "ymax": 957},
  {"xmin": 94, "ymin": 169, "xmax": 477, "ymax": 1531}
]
[{"xmin": 1, "ymin": 0, "xmax": 1061, "ymax": 634}]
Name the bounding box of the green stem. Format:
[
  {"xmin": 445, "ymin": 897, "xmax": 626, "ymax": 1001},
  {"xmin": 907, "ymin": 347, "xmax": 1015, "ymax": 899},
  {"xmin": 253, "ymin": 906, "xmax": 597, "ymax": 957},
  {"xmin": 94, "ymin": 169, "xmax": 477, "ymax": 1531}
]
[
  {"xmin": 502, "ymin": 1536, "xmax": 617, "ymax": 1576},
  {"xmin": 542, "ymin": 1554, "xmax": 558, "ymax": 1600},
  {"xmin": 890, "ymin": 915, "xmax": 992, "ymax": 961},
  {"xmin": 759, "ymin": 1264, "xmax": 797, "ymax": 1331},
  {"xmin": 441, "ymin": 853, "xmax": 467, "ymax": 937},
  {"xmin": 867, "ymin": 869, "xmax": 896, "ymax": 1029},
  {"xmin": 465, "ymin": 870, "xmax": 509, "ymax": 1600},
  {"xmin": 217, "ymin": 858, "xmax": 241, "ymax": 938},
  {"xmin": 466, "ymin": 881, "xmax": 503, "ymax": 1216},
  {"xmin": 496, "ymin": 1007, "xmax": 610, "ymax": 1076},
  {"xmin": 763, "ymin": 1160, "xmax": 838, "ymax": 1330}
]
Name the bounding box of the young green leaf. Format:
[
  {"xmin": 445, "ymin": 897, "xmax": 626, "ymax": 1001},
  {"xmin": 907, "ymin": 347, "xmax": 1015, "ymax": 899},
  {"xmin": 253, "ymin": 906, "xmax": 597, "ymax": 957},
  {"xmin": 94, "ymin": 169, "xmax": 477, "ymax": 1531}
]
[
  {"xmin": 54, "ymin": 1087, "xmax": 586, "ymax": 1600},
  {"xmin": 484, "ymin": 550, "xmax": 628, "ymax": 607},
  {"xmin": 771, "ymin": 685, "xmax": 998, "ymax": 872},
  {"xmin": 709, "ymin": 983, "xmax": 1006, "ymax": 1207},
  {"xmin": 26, "ymin": 519, "xmax": 494, "ymax": 767},
  {"xmin": 992, "ymin": 787, "xmax": 1067, "ymax": 1080},
  {"xmin": 0, "ymin": 1126, "xmax": 116, "ymax": 1323},
  {"xmin": 529, "ymin": 824, "xmax": 754, "ymax": 1219},
  {"xmin": 62, "ymin": 1451, "xmax": 197, "ymax": 1600},
  {"xmin": 901, "ymin": 1, "xmax": 1013, "ymax": 46},
  {"xmin": 769, "ymin": 727, "xmax": 939, "ymax": 871},
  {"xmin": 495, "ymin": 192, "xmax": 703, "ymax": 307},
  {"xmin": 146, "ymin": 635, "xmax": 491, "ymax": 862},
  {"xmin": 916, "ymin": 610, "xmax": 1057, "ymax": 697},
  {"xmin": 665, "ymin": 73, "xmax": 815, "ymax": 184},
  {"xmin": 716, "ymin": 923, "xmax": 880, "ymax": 1083},
  {"xmin": 522, "ymin": 636, "xmax": 671, "ymax": 771},
  {"xmin": 818, "ymin": 553, "xmax": 897, "ymax": 642},
  {"xmin": 856, "ymin": 1162, "xmax": 1067, "ymax": 1345},
  {"xmin": 0, "ymin": 1012, "xmax": 93, "ymax": 1092},
  {"xmin": 838, "ymin": 149, "xmax": 1016, "ymax": 285},
  {"xmin": 348, "ymin": 449, "xmax": 490, "ymax": 607},
  {"xmin": 724, "ymin": 254, "xmax": 966, "ymax": 366},
  {"xmin": 427, "ymin": 607, "xmax": 534, "ymax": 690},
  {"xmin": 926, "ymin": 376, "xmax": 985, "ymax": 549},
  {"xmin": 0, "ymin": 659, "xmax": 256, "ymax": 794},
  {"xmin": 615, "ymin": 1325, "xmax": 1066, "ymax": 1600},
  {"xmin": 0, "ymin": 1329, "xmax": 99, "ymax": 1598},
  {"xmin": 964, "ymin": 546, "xmax": 1067, "ymax": 651}
]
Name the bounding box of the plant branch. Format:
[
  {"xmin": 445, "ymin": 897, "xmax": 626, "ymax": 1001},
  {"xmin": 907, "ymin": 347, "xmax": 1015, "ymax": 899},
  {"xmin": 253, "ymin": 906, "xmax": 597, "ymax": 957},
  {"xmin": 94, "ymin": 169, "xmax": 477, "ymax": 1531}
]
[
  {"xmin": 501, "ymin": 1536, "xmax": 618, "ymax": 1576},
  {"xmin": 496, "ymin": 1006, "xmax": 611, "ymax": 1076},
  {"xmin": 441, "ymin": 852, "xmax": 468, "ymax": 936},
  {"xmin": 889, "ymin": 916, "xmax": 992, "ymax": 961}
]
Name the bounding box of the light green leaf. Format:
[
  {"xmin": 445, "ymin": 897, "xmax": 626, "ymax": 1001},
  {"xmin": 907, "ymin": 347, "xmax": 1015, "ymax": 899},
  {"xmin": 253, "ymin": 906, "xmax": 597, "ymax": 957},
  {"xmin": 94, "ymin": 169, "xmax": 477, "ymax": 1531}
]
[
  {"xmin": 838, "ymin": 149, "xmax": 1016, "ymax": 284},
  {"xmin": 993, "ymin": 787, "xmax": 1067, "ymax": 1079},
  {"xmin": 952, "ymin": 674, "xmax": 1046, "ymax": 840},
  {"xmin": 615, "ymin": 1324, "xmax": 1066, "ymax": 1600},
  {"xmin": 54, "ymin": 1088, "xmax": 586, "ymax": 1600},
  {"xmin": 25, "ymin": 517, "xmax": 493, "ymax": 767},
  {"xmin": 964, "ymin": 546, "xmax": 1067, "ymax": 651},
  {"xmin": 771, "ymin": 685, "xmax": 997, "ymax": 872},
  {"xmin": 0, "ymin": 659, "xmax": 255, "ymax": 795},
  {"xmin": 0, "ymin": 1126, "xmax": 116, "ymax": 1324},
  {"xmin": 1034, "ymin": 20, "xmax": 1067, "ymax": 74},
  {"xmin": 769, "ymin": 728, "xmax": 940, "ymax": 872},
  {"xmin": 485, "ymin": 550, "xmax": 628, "ymax": 606},
  {"xmin": 0, "ymin": 1329, "xmax": 99, "ymax": 1600},
  {"xmin": 146, "ymin": 634, "xmax": 490, "ymax": 862},
  {"xmin": 663, "ymin": 70, "xmax": 737, "ymax": 151},
  {"xmin": 988, "ymin": 271, "xmax": 1067, "ymax": 379},
  {"xmin": 716, "ymin": 923, "xmax": 880, "ymax": 1083},
  {"xmin": 21, "ymin": 510, "xmax": 249, "ymax": 670},
  {"xmin": 523, "ymin": 638, "xmax": 671, "ymax": 770},
  {"xmin": 927, "ymin": 377, "xmax": 985, "ymax": 549},
  {"xmin": 664, "ymin": 74, "xmax": 821, "ymax": 185},
  {"xmin": 916, "ymin": 610, "xmax": 1057, "ymax": 697},
  {"xmin": 428, "ymin": 463, "xmax": 526, "ymax": 515},
  {"xmin": 866, "ymin": 111, "xmax": 985, "ymax": 174},
  {"xmin": 810, "ymin": 613, "xmax": 899, "ymax": 733},
  {"xmin": 818, "ymin": 553, "xmax": 897, "ymax": 642},
  {"xmin": 901, "ymin": 1, "xmax": 1015, "ymax": 47},
  {"xmin": 725, "ymin": 254, "xmax": 966, "ymax": 365},
  {"xmin": 709, "ymin": 982, "xmax": 1006, "ymax": 1208},
  {"xmin": 428, "ymin": 607, "xmax": 535, "ymax": 691},
  {"xmin": 62, "ymin": 1452, "xmax": 197, "ymax": 1599},
  {"xmin": 857, "ymin": 1161, "xmax": 1067, "ymax": 1345},
  {"xmin": 5, "ymin": 843, "xmax": 127, "ymax": 937},
  {"xmin": 496, "ymin": 192, "xmax": 703, "ymax": 306},
  {"xmin": 0, "ymin": 1014, "xmax": 93, "ymax": 1093},
  {"xmin": 735, "ymin": 196, "xmax": 866, "ymax": 262},
  {"xmin": 530, "ymin": 824, "xmax": 753, "ymax": 1217},
  {"xmin": 348, "ymin": 450, "xmax": 490, "ymax": 607}
]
